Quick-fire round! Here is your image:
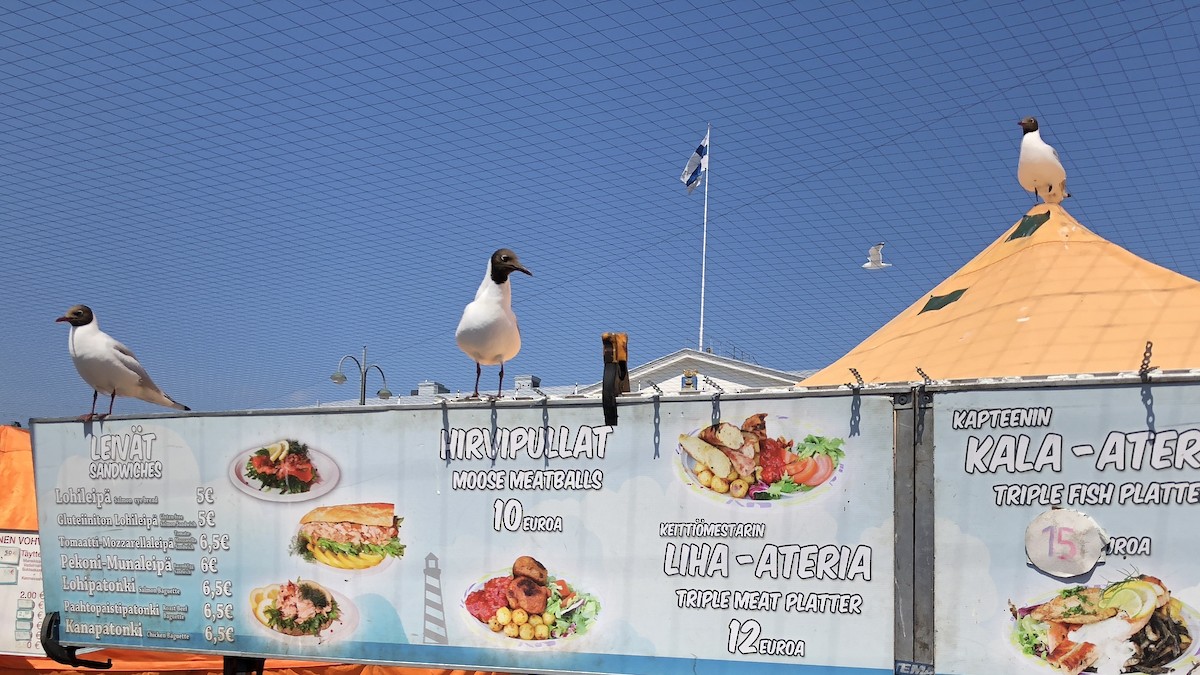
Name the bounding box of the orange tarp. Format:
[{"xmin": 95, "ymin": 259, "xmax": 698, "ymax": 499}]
[
  {"xmin": 0, "ymin": 426, "xmax": 495, "ymax": 675},
  {"xmin": 0, "ymin": 426, "xmax": 37, "ymax": 531},
  {"xmin": 802, "ymin": 203, "xmax": 1200, "ymax": 386}
]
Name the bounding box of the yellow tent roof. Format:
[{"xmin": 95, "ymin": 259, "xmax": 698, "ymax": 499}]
[{"xmin": 801, "ymin": 203, "xmax": 1200, "ymax": 386}]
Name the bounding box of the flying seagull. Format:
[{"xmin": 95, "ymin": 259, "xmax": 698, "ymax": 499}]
[
  {"xmin": 862, "ymin": 242, "xmax": 892, "ymax": 270},
  {"xmin": 455, "ymin": 249, "xmax": 532, "ymax": 398},
  {"xmin": 56, "ymin": 304, "xmax": 190, "ymax": 421},
  {"xmin": 1017, "ymin": 116, "xmax": 1069, "ymax": 203}
]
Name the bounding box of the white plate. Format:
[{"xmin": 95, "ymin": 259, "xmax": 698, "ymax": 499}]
[
  {"xmin": 228, "ymin": 444, "xmax": 340, "ymax": 502},
  {"xmin": 1010, "ymin": 585, "xmax": 1200, "ymax": 673},
  {"xmin": 675, "ymin": 429, "xmax": 844, "ymax": 508},
  {"xmin": 247, "ymin": 587, "xmax": 358, "ymax": 645},
  {"xmin": 460, "ymin": 568, "xmax": 599, "ymax": 649}
]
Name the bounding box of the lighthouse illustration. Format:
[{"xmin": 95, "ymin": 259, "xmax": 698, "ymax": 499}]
[{"xmin": 422, "ymin": 552, "xmax": 448, "ymax": 644}]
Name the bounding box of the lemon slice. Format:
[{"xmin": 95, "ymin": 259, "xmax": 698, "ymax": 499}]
[
  {"xmin": 266, "ymin": 441, "xmax": 288, "ymax": 462},
  {"xmin": 253, "ymin": 598, "xmax": 273, "ymax": 626},
  {"xmin": 1102, "ymin": 580, "xmax": 1158, "ymax": 620}
]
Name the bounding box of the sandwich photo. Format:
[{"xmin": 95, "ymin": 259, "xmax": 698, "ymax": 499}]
[
  {"xmin": 249, "ymin": 579, "xmax": 341, "ymax": 637},
  {"xmin": 290, "ymin": 502, "xmax": 405, "ymax": 570}
]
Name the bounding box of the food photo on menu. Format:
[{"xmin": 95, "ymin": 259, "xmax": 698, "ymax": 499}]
[
  {"xmin": 464, "ymin": 555, "xmax": 600, "ymax": 644},
  {"xmin": 230, "ymin": 438, "xmax": 340, "ymax": 501},
  {"xmin": 290, "ymin": 502, "xmax": 405, "ymax": 569},
  {"xmin": 1009, "ymin": 574, "xmax": 1198, "ymax": 674},
  {"xmin": 250, "ymin": 579, "xmax": 340, "ymax": 636},
  {"xmin": 678, "ymin": 413, "xmax": 846, "ymax": 502},
  {"xmin": 244, "ymin": 440, "xmax": 322, "ymax": 494}
]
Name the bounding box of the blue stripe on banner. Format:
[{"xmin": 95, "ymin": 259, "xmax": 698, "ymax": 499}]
[{"xmin": 129, "ymin": 633, "xmax": 894, "ymax": 675}]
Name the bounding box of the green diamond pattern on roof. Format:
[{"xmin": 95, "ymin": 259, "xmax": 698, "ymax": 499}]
[
  {"xmin": 1006, "ymin": 211, "xmax": 1052, "ymax": 241},
  {"xmin": 920, "ymin": 288, "xmax": 966, "ymax": 313}
]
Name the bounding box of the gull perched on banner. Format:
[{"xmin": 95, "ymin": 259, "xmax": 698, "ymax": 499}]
[
  {"xmin": 862, "ymin": 243, "xmax": 892, "ymax": 270},
  {"xmin": 56, "ymin": 304, "xmax": 190, "ymax": 421},
  {"xmin": 456, "ymin": 249, "xmax": 532, "ymax": 399},
  {"xmin": 680, "ymin": 128, "xmax": 710, "ymax": 194},
  {"xmin": 1017, "ymin": 116, "xmax": 1069, "ymax": 203}
]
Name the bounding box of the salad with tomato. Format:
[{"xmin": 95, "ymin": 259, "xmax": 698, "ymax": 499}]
[
  {"xmin": 751, "ymin": 433, "xmax": 845, "ymax": 500},
  {"xmin": 245, "ymin": 439, "xmax": 321, "ymax": 494}
]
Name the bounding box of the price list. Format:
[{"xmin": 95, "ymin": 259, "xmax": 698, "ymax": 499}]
[{"xmin": 48, "ymin": 479, "xmax": 239, "ymax": 648}]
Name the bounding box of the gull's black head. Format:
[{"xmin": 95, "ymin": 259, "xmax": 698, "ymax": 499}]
[
  {"xmin": 1019, "ymin": 117, "xmax": 1039, "ymax": 134},
  {"xmin": 490, "ymin": 248, "xmax": 532, "ymax": 284},
  {"xmin": 56, "ymin": 304, "xmax": 94, "ymax": 327}
]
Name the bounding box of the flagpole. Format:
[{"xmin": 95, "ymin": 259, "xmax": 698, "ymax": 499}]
[{"xmin": 698, "ymin": 123, "xmax": 710, "ymax": 352}]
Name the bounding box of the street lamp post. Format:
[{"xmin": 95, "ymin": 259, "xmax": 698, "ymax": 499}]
[{"xmin": 330, "ymin": 346, "xmax": 393, "ymax": 405}]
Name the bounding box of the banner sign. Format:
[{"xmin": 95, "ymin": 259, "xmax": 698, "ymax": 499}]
[
  {"xmin": 934, "ymin": 384, "xmax": 1200, "ymax": 675},
  {"xmin": 0, "ymin": 530, "xmax": 44, "ymax": 655},
  {"xmin": 32, "ymin": 395, "xmax": 894, "ymax": 674}
]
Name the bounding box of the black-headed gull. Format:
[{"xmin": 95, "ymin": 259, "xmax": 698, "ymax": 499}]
[
  {"xmin": 455, "ymin": 249, "xmax": 532, "ymax": 398},
  {"xmin": 862, "ymin": 242, "xmax": 892, "ymax": 270},
  {"xmin": 56, "ymin": 305, "xmax": 190, "ymax": 420},
  {"xmin": 1017, "ymin": 116, "xmax": 1069, "ymax": 203}
]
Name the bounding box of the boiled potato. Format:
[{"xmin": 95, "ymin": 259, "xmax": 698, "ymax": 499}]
[
  {"xmin": 495, "ymin": 607, "xmax": 511, "ymax": 625},
  {"xmin": 694, "ymin": 462, "xmax": 710, "ymax": 475},
  {"xmin": 729, "ymin": 479, "xmax": 749, "ymax": 499},
  {"xmin": 529, "ymin": 614, "xmax": 543, "ymax": 626},
  {"xmin": 512, "ymin": 608, "xmax": 529, "ymax": 625},
  {"xmin": 519, "ymin": 623, "xmax": 535, "ymax": 640},
  {"xmin": 696, "ymin": 469, "xmax": 714, "ymax": 487},
  {"xmin": 738, "ymin": 473, "xmax": 754, "ymax": 484},
  {"xmin": 710, "ymin": 476, "xmax": 730, "ymax": 494},
  {"xmin": 542, "ymin": 611, "xmax": 555, "ymax": 625},
  {"xmin": 534, "ymin": 623, "xmax": 550, "ymax": 640},
  {"xmin": 725, "ymin": 466, "xmax": 738, "ymax": 481},
  {"xmin": 488, "ymin": 617, "xmax": 504, "ymax": 632},
  {"xmin": 503, "ymin": 622, "xmax": 520, "ymax": 638}
]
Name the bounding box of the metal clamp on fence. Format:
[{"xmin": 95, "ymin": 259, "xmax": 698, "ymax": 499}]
[
  {"xmin": 847, "ymin": 367, "xmax": 864, "ymax": 390},
  {"xmin": 40, "ymin": 612, "xmax": 113, "ymax": 669},
  {"xmin": 916, "ymin": 366, "xmax": 932, "ymax": 387},
  {"xmin": 701, "ymin": 375, "xmax": 724, "ymax": 394}
]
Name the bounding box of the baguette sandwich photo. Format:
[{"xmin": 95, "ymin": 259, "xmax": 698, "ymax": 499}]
[{"xmin": 290, "ymin": 502, "xmax": 405, "ymax": 569}]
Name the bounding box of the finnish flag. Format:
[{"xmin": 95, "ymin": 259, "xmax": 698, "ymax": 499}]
[{"xmin": 679, "ymin": 128, "xmax": 709, "ymax": 194}]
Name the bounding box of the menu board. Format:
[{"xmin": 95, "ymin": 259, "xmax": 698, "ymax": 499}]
[
  {"xmin": 32, "ymin": 395, "xmax": 895, "ymax": 674},
  {"xmin": 0, "ymin": 530, "xmax": 44, "ymax": 655},
  {"xmin": 934, "ymin": 384, "xmax": 1200, "ymax": 675}
]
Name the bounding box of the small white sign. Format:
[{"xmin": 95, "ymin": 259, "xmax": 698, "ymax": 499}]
[{"xmin": 1025, "ymin": 508, "xmax": 1106, "ymax": 578}]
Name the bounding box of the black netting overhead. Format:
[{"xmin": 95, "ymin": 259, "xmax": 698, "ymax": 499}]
[{"xmin": 2, "ymin": 0, "xmax": 1197, "ymax": 421}]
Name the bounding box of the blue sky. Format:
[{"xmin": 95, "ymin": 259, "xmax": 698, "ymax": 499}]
[{"xmin": 2, "ymin": 0, "xmax": 1198, "ymax": 423}]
